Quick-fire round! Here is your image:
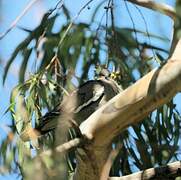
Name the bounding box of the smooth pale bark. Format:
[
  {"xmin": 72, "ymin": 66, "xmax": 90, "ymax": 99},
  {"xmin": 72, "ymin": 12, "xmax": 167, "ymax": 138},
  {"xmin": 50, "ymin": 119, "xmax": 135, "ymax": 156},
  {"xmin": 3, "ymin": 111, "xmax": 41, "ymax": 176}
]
[
  {"xmin": 126, "ymin": 0, "xmax": 176, "ymax": 20},
  {"xmin": 80, "ymin": 58, "xmax": 181, "ymax": 145},
  {"xmin": 108, "ymin": 161, "xmax": 181, "ymax": 180},
  {"xmin": 74, "ymin": 39, "xmax": 181, "ymax": 179},
  {"xmin": 30, "ymin": 1, "xmax": 180, "ymax": 179}
]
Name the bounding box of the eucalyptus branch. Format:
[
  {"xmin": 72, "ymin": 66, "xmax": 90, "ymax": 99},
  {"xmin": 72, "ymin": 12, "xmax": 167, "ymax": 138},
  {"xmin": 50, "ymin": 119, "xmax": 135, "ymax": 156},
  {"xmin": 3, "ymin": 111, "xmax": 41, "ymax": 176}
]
[
  {"xmin": 73, "ymin": 38, "xmax": 181, "ymax": 180},
  {"xmin": 0, "ymin": 0, "xmax": 39, "ymax": 40},
  {"xmin": 108, "ymin": 161, "xmax": 181, "ymax": 180},
  {"xmin": 126, "ymin": 0, "xmax": 176, "ymax": 20},
  {"xmin": 80, "ymin": 38, "xmax": 181, "ymax": 145},
  {"xmin": 0, "ymin": 0, "xmax": 64, "ymax": 40}
]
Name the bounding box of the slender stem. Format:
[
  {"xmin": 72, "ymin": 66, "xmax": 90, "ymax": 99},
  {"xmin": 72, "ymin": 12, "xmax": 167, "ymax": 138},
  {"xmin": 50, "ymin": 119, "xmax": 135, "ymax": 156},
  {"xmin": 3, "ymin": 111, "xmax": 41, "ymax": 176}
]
[
  {"xmin": 0, "ymin": 0, "xmax": 39, "ymax": 40},
  {"xmin": 126, "ymin": 0, "xmax": 176, "ymax": 20}
]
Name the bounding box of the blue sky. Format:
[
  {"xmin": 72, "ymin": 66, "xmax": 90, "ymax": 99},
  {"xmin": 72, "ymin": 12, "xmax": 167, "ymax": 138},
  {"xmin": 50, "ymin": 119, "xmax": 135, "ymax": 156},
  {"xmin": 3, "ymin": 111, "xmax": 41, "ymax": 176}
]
[{"xmin": 0, "ymin": 0, "xmax": 178, "ymax": 179}]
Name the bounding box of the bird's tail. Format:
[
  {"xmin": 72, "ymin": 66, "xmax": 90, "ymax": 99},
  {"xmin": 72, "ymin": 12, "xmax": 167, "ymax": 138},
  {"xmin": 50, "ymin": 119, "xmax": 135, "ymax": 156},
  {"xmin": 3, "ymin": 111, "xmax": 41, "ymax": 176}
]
[
  {"xmin": 20, "ymin": 109, "xmax": 61, "ymax": 141},
  {"xmin": 37, "ymin": 110, "xmax": 60, "ymax": 134}
]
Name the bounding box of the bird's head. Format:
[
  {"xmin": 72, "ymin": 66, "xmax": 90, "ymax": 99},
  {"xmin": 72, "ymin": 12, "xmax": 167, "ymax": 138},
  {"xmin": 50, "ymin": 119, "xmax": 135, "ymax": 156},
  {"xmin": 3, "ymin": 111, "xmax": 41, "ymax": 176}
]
[
  {"xmin": 94, "ymin": 65, "xmax": 121, "ymax": 81},
  {"xmin": 94, "ymin": 65, "xmax": 110, "ymax": 79}
]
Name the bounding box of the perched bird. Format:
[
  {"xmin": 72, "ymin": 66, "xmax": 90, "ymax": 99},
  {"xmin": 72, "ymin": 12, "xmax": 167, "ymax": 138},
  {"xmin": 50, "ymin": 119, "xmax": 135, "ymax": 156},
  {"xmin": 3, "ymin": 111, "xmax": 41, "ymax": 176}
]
[{"xmin": 20, "ymin": 68, "xmax": 122, "ymax": 141}]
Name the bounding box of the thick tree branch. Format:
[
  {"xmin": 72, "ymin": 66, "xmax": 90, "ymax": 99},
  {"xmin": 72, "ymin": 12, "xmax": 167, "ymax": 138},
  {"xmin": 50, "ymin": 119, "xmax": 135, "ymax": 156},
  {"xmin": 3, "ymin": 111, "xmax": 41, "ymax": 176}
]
[
  {"xmin": 126, "ymin": 0, "xmax": 176, "ymax": 20},
  {"xmin": 109, "ymin": 161, "xmax": 181, "ymax": 180},
  {"xmin": 3, "ymin": 0, "xmax": 180, "ymax": 179},
  {"xmin": 80, "ymin": 46, "xmax": 181, "ymax": 146},
  {"xmin": 170, "ymin": 38, "xmax": 181, "ymax": 60},
  {"xmin": 73, "ymin": 39, "xmax": 181, "ymax": 179},
  {"xmin": 31, "ymin": 39, "xmax": 181, "ymax": 180},
  {"xmin": 27, "ymin": 38, "xmax": 181, "ymax": 180}
]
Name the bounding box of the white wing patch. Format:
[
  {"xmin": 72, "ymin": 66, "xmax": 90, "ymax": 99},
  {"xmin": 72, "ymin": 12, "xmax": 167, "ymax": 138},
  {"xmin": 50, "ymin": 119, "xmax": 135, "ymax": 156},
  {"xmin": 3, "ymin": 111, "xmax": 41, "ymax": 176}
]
[{"xmin": 74, "ymin": 85, "xmax": 104, "ymax": 113}]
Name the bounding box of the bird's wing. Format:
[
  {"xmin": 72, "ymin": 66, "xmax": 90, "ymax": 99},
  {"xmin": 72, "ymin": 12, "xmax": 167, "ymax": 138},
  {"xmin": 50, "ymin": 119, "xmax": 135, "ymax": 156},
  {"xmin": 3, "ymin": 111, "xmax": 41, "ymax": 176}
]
[
  {"xmin": 37, "ymin": 80, "xmax": 105, "ymax": 133},
  {"xmin": 37, "ymin": 108, "xmax": 61, "ymax": 133},
  {"xmin": 74, "ymin": 80, "xmax": 105, "ymax": 113}
]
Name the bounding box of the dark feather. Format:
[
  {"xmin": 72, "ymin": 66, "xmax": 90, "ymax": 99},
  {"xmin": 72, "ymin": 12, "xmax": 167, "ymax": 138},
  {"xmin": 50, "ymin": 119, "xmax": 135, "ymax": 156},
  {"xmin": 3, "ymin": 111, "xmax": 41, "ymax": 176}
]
[{"xmin": 36, "ymin": 77, "xmax": 122, "ymax": 135}]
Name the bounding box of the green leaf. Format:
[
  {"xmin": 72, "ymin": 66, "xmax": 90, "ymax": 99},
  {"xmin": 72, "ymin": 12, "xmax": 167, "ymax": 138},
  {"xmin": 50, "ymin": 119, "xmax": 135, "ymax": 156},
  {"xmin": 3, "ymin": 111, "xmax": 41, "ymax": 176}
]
[
  {"xmin": 128, "ymin": 147, "xmax": 143, "ymax": 169},
  {"xmin": 62, "ymin": 5, "xmax": 71, "ymax": 20},
  {"xmin": 3, "ymin": 102, "xmax": 16, "ymax": 116},
  {"xmin": 19, "ymin": 48, "xmax": 33, "ymax": 83},
  {"xmin": 3, "ymin": 35, "xmax": 32, "ymax": 84},
  {"xmin": 134, "ymin": 137, "xmax": 152, "ymax": 168}
]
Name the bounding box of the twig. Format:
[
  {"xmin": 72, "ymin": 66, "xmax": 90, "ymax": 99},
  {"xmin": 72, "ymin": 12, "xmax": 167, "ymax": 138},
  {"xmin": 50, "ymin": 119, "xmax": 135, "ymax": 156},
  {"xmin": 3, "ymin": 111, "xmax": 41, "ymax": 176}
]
[
  {"xmin": 0, "ymin": 0, "xmax": 65, "ymax": 40},
  {"xmin": 40, "ymin": 137, "xmax": 84, "ymax": 156},
  {"xmin": 55, "ymin": 0, "xmax": 95, "ymax": 55},
  {"xmin": 37, "ymin": 119, "xmax": 88, "ymax": 156},
  {"xmin": 133, "ymin": 4, "xmax": 157, "ymax": 61},
  {"xmin": 48, "ymin": 0, "xmax": 64, "ymax": 15},
  {"xmin": 0, "ymin": 0, "xmax": 40, "ymax": 40},
  {"xmin": 125, "ymin": 0, "xmax": 176, "ymax": 20},
  {"xmin": 124, "ymin": 0, "xmax": 141, "ymax": 56}
]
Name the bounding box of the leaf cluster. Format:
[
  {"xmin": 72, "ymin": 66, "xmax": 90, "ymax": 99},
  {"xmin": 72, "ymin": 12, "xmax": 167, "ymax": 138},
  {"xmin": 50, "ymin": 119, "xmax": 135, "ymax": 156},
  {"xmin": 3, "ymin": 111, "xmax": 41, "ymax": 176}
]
[{"xmin": 1, "ymin": 1, "xmax": 179, "ymax": 178}]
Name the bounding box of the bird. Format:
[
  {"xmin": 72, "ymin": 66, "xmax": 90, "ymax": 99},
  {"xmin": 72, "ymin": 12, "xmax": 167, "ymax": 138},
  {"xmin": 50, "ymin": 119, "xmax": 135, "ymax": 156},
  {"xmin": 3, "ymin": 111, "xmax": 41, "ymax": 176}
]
[{"xmin": 20, "ymin": 67, "xmax": 122, "ymax": 141}]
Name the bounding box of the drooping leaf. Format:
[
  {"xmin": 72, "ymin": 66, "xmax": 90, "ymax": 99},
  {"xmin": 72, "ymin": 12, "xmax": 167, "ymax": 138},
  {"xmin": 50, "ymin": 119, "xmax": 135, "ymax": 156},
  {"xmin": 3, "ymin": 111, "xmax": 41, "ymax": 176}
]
[
  {"xmin": 3, "ymin": 35, "xmax": 32, "ymax": 84},
  {"xmin": 19, "ymin": 48, "xmax": 33, "ymax": 83}
]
